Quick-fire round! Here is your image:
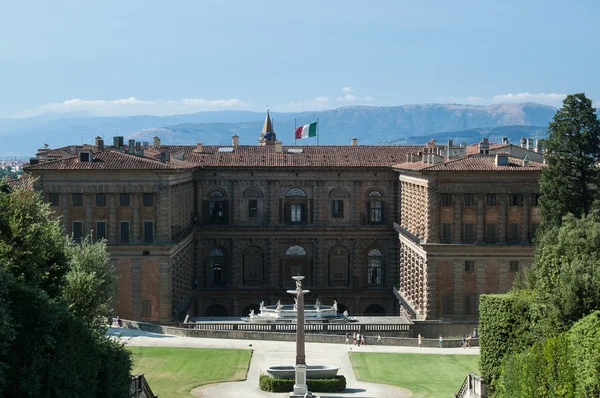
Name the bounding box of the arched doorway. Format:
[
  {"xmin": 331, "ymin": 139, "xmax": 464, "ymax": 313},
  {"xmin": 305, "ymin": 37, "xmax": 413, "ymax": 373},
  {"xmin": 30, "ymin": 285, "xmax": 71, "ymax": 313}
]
[
  {"xmin": 205, "ymin": 304, "xmax": 228, "ymax": 317},
  {"xmin": 281, "ymin": 245, "xmax": 310, "ymax": 286},
  {"xmin": 242, "ymin": 304, "xmax": 260, "ymax": 317},
  {"xmin": 363, "ymin": 304, "xmax": 386, "ymax": 316}
]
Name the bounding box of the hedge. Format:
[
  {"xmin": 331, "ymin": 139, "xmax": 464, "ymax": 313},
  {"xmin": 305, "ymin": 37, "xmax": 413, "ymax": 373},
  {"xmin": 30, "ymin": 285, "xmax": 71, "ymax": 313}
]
[
  {"xmin": 259, "ymin": 374, "xmax": 346, "ymax": 393},
  {"xmin": 479, "ymin": 291, "xmax": 537, "ymax": 393},
  {"xmin": 568, "ymin": 311, "xmax": 600, "ymax": 397}
]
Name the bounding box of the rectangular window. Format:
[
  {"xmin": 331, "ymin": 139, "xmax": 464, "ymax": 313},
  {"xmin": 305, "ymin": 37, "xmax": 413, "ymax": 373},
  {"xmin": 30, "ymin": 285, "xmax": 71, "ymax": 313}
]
[
  {"xmin": 72, "ymin": 221, "xmax": 83, "ymax": 243},
  {"xmin": 367, "ymin": 259, "xmax": 382, "ymax": 285},
  {"xmin": 441, "ymin": 194, "xmax": 452, "ymax": 207},
  {"xmin": 142, "ymin": 300, "xmax": 152, "ymax": 317},
  {"xmin": 464, "ymin": 294, "xmax": 477, "ymax": 315},
  {"xmin": 531, "ymin": 223, "xmax": 540, "ymax": 240},
  {"xmin": 465, "ymin": 260, "xmax": 475, "ymax": 273},
  {"xmin": 509, "ymin": 194, "xmax": 523, "ymax": 206},
  {"xmin": 509, "ymin": 260, "xmax": 519, "ymax": 273},
  {"xmin": 331, "ymin": 200, "xmax": 344, "ymax": 217},
  {"xmin": 486, "ymin": 223, "xmax": 497, "ymax": 243},
  {"xmin": 120, "ymin": 193, "xmax": 130, "ymax": 207},
  {"xmin": 508, "ymin": 223, "xmax": 520, "ymax": 243},
  {"xmin": 143, "ymin": 193, "xmax": 154, "ymax": 206},
  {"xmin": 248, "ymin": 200, "xmax": 258, "ymax": 218},
  {"xmin": 487, "ymin": 194, "xmax": 496, "ymax": 207},
  {"xmin": 96, "ymin": 221, "xmax": 106, "ymax": 241},
  {"xmin": 208, "ymin": 201, "xmax": 228, "ymax": 224},
  {"xmin": 72, "ymin": 193, "xmax": 83, "ymax": 207},
  {"xmin": 464, "ymin": 194, "xmax": 474, "ymax": 207},
  {"xmin": 143, "ymin": 221, "xmax": 154, "ymax": 243},
  {"xmin": 96, "ymin": 193, "xmax": 106, "ymax": 207},
  {"xmin": 291, "ymin": 204, "xmax": 303, "ymax": 222},
  {"xmin": 442, "ymin": 294, "xmax": 454, "ymax": 315},
  {"xmin": 463, "ymin": 223, "xmax": 475, "ymax": 243},
  {"xmin": 120, "ymin": 221, "xmax": 130, "ymax": 243},
  {"xmin": 369, "ymin": 201, "xmax": 383, "ymax": 223},
  {"xmin": 441, "ymin": 222, "xmax": 452, "ymax": 242},
  {"xmin": 532, "ymin": 193, "xmax": 540, "ymax": 207},
  {"xmin": 49, "ymin": 193, "xmax": 59, "ymax": 207}
]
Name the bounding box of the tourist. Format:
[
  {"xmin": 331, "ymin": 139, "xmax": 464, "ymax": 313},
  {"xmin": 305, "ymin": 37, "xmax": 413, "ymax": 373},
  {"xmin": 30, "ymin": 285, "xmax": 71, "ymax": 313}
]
[
  {"xmin": 438, "ymin": 335, "xmax": 443, "ymax": 348},
  {"xmin": 462, "ymin": 334, "xmax": 466, "ymax": 348},
  {"xmin": 345, "ymin": 333, "xmax": 350, "ymax": 345},
  {"xmin": 418, "ymin": 333, "xmax": 422, "ymax": 348},
  {"xmin": 361, "ymin": 333, "xmax": 366, "ymax": 346},
  {"xmin": 356, "ymin": 332, "xmax": 361, "ymax": 347},
  {"xmin": 466, "ymin": 335, "xmax": 470, "ymax": 349},
  {"xmin": 353, "ymin": 332, "xmax": 357, "ymax": 345},
  {"xmin": 377, "ymin": 333, "xmax": 382, "ymax": 345}
]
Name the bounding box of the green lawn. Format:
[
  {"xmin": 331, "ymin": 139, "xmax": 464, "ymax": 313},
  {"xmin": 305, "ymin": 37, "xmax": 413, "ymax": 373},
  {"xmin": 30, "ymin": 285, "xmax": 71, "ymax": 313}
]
[
  {"xmin": 350, "ymin": 352, "xmax": 479, "ymax": 398},
  {"xmin": 128, "ymin": 346, "xmax": 252, "ymax": 397}
]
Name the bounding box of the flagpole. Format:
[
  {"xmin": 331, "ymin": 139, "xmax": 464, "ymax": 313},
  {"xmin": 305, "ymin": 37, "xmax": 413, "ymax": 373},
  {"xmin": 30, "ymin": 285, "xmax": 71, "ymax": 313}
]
[
  {"xmin": 316, "ymin": 118, "xmax": 319, "ymax": 145},
  {"xmin": 294, "ymin": 118, "xmax": 297, "ymax": 145}
]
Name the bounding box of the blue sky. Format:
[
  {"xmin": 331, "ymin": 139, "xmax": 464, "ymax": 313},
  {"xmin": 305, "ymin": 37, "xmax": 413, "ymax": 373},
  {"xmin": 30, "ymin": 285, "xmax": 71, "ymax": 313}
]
[{"xmin": 1, "ymin": 0, "xmax": 599, "ymax": 117}]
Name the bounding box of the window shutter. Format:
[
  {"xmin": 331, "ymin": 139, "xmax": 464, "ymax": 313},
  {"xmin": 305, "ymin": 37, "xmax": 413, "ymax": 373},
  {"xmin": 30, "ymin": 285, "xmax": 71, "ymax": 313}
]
[{"xmin": 202, "ymin": 201, "xmax": 210, "ymax": 224}]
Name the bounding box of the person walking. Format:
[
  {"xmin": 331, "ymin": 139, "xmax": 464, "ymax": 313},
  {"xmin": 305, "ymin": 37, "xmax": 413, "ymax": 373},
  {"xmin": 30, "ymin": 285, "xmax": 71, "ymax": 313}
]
[
  {"xmin": 353, "ymin": 332, "xmax": 357, "ymax": 345},
  {"xmin": 356, "ymin": 332, "xmax": 361, "ymax": 347},
  {"xmin": 377, "ymin": 333, "xmax": 382, "ymax": 345},
  {"xmin": 462, "ymin": 334, "xmax": 466, "ymax": 349},
  {"xmin": 361, "ymin": 333, "xmax": 366, "ymax": 346},
  {"xmin": 438, "ymin": 335, "xmax": 443, "ymax": 348},
  {"xmin": 418, "ymin": 333, "xmax": 422, "ymax": 348},
  {"xmin": 345, "ymin": 332, "xmax": 350, "ymax": 345}
]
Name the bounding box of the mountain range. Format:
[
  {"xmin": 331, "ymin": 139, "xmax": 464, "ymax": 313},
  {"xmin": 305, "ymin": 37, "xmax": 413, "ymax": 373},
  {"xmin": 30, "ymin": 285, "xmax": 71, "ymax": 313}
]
[{"xmin": 0, "ymin": 103, "xmax": 558, "ymax": 157}]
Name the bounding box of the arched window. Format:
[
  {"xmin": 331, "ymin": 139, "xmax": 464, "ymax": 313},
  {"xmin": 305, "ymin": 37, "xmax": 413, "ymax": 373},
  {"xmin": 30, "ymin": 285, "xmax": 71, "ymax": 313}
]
[
  {"xmin": 243, "ymin": 187, "xmax": 263, "ymax": 220},
  {"xmin": 207, "ymin": 249, "xmax": 225, "ymax": 287},
  {"xmin": 367, "ymin": 249, "xmax": 383, "ymax": 285},
  {"xmin": 367, "ymin": 190, "xmax": 384, "ymax": 225},
  {"xmin": 203, "ymin": 189, "xmax": 228, "ymax": 225},
  {"xmin": 329, "ymin": 187, "xmax": 349, "ymax": 219},
  {"xmin": 285, "ymin": 245, "xmax": 307, "ymax": 256},
  {"xmin": 284, "ymin": 188, "xmax": 308, "ymax": 224}
]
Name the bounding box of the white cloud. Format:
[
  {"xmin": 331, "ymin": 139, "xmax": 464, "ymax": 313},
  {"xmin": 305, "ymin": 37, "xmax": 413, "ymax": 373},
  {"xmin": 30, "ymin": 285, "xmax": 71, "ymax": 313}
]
[
  {"xmin": 342, "ymin": 86, "xmax": 354, "ymax": 93},
  {"xmin": 14, "ymin": 97, "xmax": 249, "ymax": 117},
  {"xmin": 441, "ymin": 92, "xmax": 568, "ymax": 107},
  {"xmin": 336, "ymin": 94, "xmax": 357, "ymax": 101},
  {"xmin": 276, "ymin": 96, "xmax": 333, "ymax": 112}
]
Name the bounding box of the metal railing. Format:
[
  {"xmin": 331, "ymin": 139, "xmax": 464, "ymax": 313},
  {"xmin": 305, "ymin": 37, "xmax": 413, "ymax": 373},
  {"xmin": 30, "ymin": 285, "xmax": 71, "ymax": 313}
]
[
  {"xmin": 184, "ymin": 322, "xmax": 409, "ymax": 332},
  {"xmin": 130, "ymin": 374, "xmax": 158, "ymax": 398}
]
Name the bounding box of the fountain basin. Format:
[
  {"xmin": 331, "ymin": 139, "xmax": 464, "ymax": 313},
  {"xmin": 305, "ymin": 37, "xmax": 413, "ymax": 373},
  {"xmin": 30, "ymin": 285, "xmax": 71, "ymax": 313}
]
[{"xmin": 266, "ymin": 365, "xmax": 340, "ymax": 379}]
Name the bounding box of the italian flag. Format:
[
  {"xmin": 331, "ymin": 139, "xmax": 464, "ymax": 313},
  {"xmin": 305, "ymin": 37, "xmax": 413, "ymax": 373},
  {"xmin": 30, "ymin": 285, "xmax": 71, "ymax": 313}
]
[{"xmin": 295, "ymin": 122, "xmax": 317, "ymax": 139}]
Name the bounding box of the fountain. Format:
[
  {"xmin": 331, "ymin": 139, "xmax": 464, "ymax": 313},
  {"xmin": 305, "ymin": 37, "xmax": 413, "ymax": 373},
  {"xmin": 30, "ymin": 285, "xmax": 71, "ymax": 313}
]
[
  {"xmin": 243, "ymin": 298, "xmax": 352, "ymax": 323},
  {"xmin": 265, "ymin": 276, "xmax": 341, "ymax": 397}
]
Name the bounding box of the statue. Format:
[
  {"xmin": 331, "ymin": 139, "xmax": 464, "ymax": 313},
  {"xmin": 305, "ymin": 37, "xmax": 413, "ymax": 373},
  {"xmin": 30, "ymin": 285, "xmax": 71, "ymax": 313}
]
[
  {"xmin": 276, "ymin": 300, "xmax": 282, "ymax": 311},
  {"xmin": 249, "ymin": 309, "xmax": 255, "ymax": 319},
  {"xmin": 332, "ymin": 300, "xmax": 338, "ymax": 311},
  {"xmin": 343, "ymin": 310, "xmax": 349, "ymax": 317},
  {"xmin": 314, "ymin": 298, "xmax": 320, "ymax": 310},
  {"xmin": 259, "ymin": 301, "xmax": 265, "ymax": 311},
  {"xmin": 294, "ymin": 297, "xmax": 298, "ymax": 311}
]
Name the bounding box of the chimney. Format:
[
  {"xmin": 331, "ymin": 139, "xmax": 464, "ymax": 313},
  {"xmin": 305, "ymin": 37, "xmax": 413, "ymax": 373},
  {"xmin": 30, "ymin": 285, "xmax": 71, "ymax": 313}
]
[
  {"xmin": 153, "ymin": 136, "xmax": 161, "ymax": 147},
  {"xmin": 113, "ymin": 136, "xmax": 124, "ymax": 149},
  {"xmin": 478, "ymin": 138, "xmax": 490, "ymax": 154},
  {"xmin": 351, "ymin": 138, "xmax": 358, "ymax": 146},
  {"xmin": 135, "ymin": 142, "xmax": 141, "ymax": 152},
  {"xmin": 194, "ymin": 142, "xmax": 203, "ymax": 153},
  {"xmin": 275, "ymin": 141, "xmax": 283, "ymax": 153},
  {"xmin": 95, "ymin": 136, "xmax": 104, "ymax": 150},
  {"xmin": 527, "ymin": 138, "xmax": 534, "ymax": 151},
  {"xmin": 159, "ymin": 152, "xmax": 170, "ymax": 162},
  {"xmin": 520, "ymin": 137, "xmax": 527, "ymax": 149},
  {"xmin": 502, "ymin": 137, "xmax": 509, "ymax": 145},
  {"xmin": 535, "ymin": 139, "xmax": 544, "ymax": 153},
  {"xmin": 128, "ymin": 139, "xmax": 135, "ymax": 154},
  {"xmin": 232, "ymin": 135, "xmax": 239, "ymax": 147},
  {"xmin": 29, "ymin": 157, "xmax": 39, "ymax": 165},
  {"xmin": 523, "ymin": 154, "xmax": 530, "ymax": 167},
  {"xmin": 143, "ymin": 142, "xmax": 149, "ymax": 150}
]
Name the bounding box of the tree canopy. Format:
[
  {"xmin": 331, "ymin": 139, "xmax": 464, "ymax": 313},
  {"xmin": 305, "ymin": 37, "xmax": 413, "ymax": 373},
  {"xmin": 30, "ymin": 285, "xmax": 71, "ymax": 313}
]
[{"xmin": 539, "ymin": 93, "xmax": 600, "ymax": 229}]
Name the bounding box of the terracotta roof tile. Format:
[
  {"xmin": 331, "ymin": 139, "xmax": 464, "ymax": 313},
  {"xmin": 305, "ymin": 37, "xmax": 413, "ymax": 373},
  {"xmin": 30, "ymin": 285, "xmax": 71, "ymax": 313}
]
[
  {"xmin": 465, "ymin": 143, "xmax": 507, "ymax": 155},
  {"xmin": 25, "ymin": 149, "xmax": 197, "ymax": 171},
  {"xmin": 4, "ymin": 174, "xmax": 35, "ymax": 190},
  {"xmin": 394, "ymin": 154, "xmax": 545, "ymax": 172}
]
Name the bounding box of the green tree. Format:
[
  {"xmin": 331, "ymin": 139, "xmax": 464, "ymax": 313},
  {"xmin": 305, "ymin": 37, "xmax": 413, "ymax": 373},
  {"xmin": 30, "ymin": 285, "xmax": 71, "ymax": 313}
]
[
  {"xmin": 63, "ymin": 235, "xmax": 117, "ymax": 330},
  {"xmin": 539, "ymin": 93, "xmax": 600, "ymax": 229}
]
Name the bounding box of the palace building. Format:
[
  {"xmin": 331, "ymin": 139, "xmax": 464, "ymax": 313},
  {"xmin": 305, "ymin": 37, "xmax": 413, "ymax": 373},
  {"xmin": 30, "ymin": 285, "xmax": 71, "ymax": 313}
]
[{"xmin": 23, "ymin": 111, "xmax": 544, "ymax": 323}]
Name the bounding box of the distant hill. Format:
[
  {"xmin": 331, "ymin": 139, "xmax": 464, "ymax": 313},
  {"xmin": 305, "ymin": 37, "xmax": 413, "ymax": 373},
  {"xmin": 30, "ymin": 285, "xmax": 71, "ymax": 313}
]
[{"xmin": 0, "ymin": 103, "xmax": 557, "ymax": 156}]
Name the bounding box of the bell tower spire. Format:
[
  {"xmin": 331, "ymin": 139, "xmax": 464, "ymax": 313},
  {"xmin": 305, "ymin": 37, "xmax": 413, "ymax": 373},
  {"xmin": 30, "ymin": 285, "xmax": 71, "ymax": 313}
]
[{"xmin": 259, "ymin": 109, "xmax": 276, "ymax": 146}]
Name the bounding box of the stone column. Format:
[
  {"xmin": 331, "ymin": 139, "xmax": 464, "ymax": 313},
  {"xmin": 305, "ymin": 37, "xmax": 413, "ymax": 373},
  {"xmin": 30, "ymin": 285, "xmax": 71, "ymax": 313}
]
[
  {"xmin": 498, "ymin": 194, "xmax": 507, "ymax": 244},
  {"xmin": 133, "ymin": 193, "xmax": 140, "ymax": 243},
  {"xmin": 453, "ymin": 260, "xmax": 464, "ymax": 317},
  {"xmin": 476, "ymin": 194, "xmax": 485, "ymax": 244},
  {"xmin": 158, "ymin": 259, "xmax": 172, "ymax": 323},
  {"xmin": 61, "ymin": 192, "xmax": 70, "ymax": 231},
  {"xmin": 453, "ymin": 193, "xmax": 462, "ymax": 243},
  {"xmin": 109, "ymin": 193, "xmax": 117, "ymax": 244},
  {"xmin": 230, "ymin": 180, "xmax": 238, "ymax": 224},
  {"xmin": 426, "ymin": 189, "xmax": 439, "ymax": 243},
  {"xmin": 156, "ymin": 185, "xmax": 171, "ymax": 242},
  {"xmin": 498, "ymin": 260, "xmax": 509, "ymax": 293},
  {"xmin": 425, "ymin": 259, "xmax": 437, "ymax": 319},
  {"xmin": 84, "ymin": 193, "xmax": 93, "ymax": 237},
  {"xmin": 132, "ymin": 259, "xmax": 141, "ymax": 319},
  {"xmin": 475, "ymin": 260, "xmax": 486, "ymax": 313},
  {"xmin": 353, "ymin": 181, "xmax": 361, "ymax": 225},
  {"xmin": 521, "ymin": 194, "xmax": 530, "ymax": 244}
]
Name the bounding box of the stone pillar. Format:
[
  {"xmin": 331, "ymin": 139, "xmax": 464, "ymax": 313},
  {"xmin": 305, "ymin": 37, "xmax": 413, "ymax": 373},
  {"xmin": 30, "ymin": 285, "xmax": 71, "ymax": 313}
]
[
  {"xmin": 453, "ymin": 193, "xmax": 462, "ymax": 243},
  {"xmin": 231, "ymin": 180, "xmax": 238, "ymax": 224},
  {"xmin": 61, "ymin": 192, "xmax": 70, "ymax": 231},
  {"xmin": 158, "ymin": 259, "xmax": 172, "ymax": 322},
  {"xmin": 265, "ymin": 180, "xmax": 272, "ymax": 225},
  {"xmin": 453, "ymin": 260, "xmax": 464, "ymax": 317},
  {"xmin": 475, "ymin": 260, "xmax": 486, "ymax": 314},
  {"xmin": 476, "ymin": 194, "xmax": 485, "ymax": 244},
  {"xmin": 353, "ymin": 180, "xmax": 360, "ymax": 225},
  {"xmin": 157, "ymin": 185, "xmax": 171, "ymax": 242},
  {"xmin": 426, "ymin": 189, "xmax": 439, "ymax": 243},
  {"xmin": 498, "ymin": 194, "xmax": 507, "ymax": 244},
  {"xmin": 133, "ymin": 193, "xmax": 140, "ymax": 243},
  {"xmin": 521, "ymin": 194, "xmax": 530, "ymax": 244},
  {"xmin": 132, "ymin": 259, "xmax": 141, "ymax": 319},
  {"xmin": 425, "ymin": 259, "xmax": 437, "ymax": 319},
  {"xmin": 84, "ymin": 193, "xmax": 93, "ymax": 237},
  {"xmin": 109, "ymin": 193, "xmax": 117, "ymax": 244},
  {"xmin": 498, "ymin": 260, "xmax": 509, "ymax": 293}
]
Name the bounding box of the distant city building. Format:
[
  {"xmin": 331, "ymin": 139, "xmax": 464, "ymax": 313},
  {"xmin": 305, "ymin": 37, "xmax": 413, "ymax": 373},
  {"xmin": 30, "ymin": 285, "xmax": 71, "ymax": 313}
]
[{"xmin": 23, "ymin": 112, "xmax": 544, "ymax": 322}]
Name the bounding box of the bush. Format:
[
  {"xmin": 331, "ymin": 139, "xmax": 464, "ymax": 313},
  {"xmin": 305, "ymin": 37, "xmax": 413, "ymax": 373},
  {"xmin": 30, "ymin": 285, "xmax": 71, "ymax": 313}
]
[
  {"xmin": 259, "ymin": 374, "xmax": 346, "ymax": 393},
  {"xmin": 479, "ymin": 291, "xmax": 538, "ymax": 393},
  {"xmin": 568, "ymin": 311, "xmax": 600, "ymax": 397}
]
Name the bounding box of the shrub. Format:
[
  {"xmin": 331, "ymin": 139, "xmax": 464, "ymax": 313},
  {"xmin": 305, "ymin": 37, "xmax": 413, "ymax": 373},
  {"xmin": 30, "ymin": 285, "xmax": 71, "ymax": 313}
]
[
  {"xmin": 568, "ymin": 311, "xmax": 600, "ymax": 397},
  {"xmin": 259, "ymin": 374, "xmax": 346, "ymax": 393}
]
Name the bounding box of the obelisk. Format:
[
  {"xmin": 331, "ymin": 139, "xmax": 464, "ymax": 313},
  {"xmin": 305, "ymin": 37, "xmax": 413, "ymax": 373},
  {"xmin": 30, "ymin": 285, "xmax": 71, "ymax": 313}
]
[{"xmin": 288, "ymin": 275, "xmax": 310, "ymax": 397}]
